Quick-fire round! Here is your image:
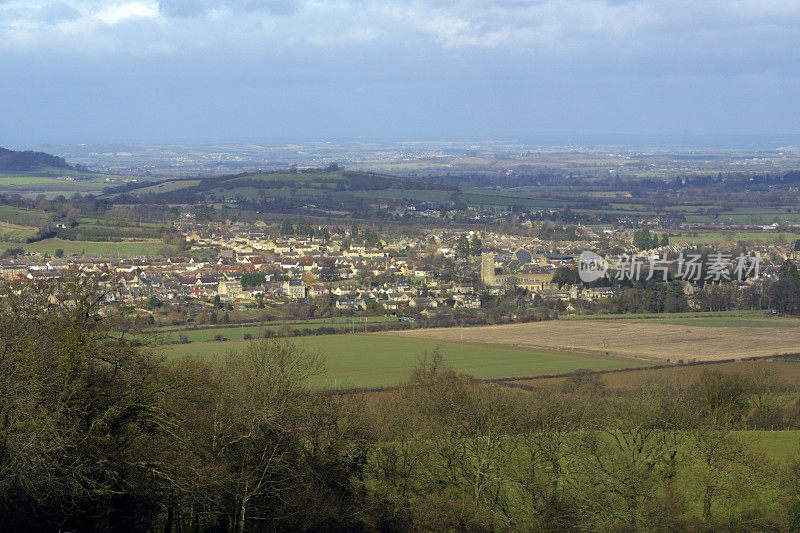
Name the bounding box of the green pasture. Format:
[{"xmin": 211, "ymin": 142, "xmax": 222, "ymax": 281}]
[
  {"xmin": 152, "ymin": 316, "xmax": 400, "ymax": 343},
  {"xmin": 565, "ymin": 310, "xmax": 767, "ymax": 320},
  {"xmin": 0, "ymin": 205, "xmax": 50, "ymax": 226},
  {"xmin": 0, "ymin": 221, "xmax": 38, "ymax": 242},
  {"xmin": 651, "ymin": 315, "xmax": 800, "ymax": 328},
  {"xmin": 7, "ymin": 237, "xmax": 174, "ymax": 257},
  {"xmin": 351, "ymin": 189, "xmax": 455, "ymax": 202},
  {"xmin": 159, "ymin": 334, "xmax": 646, "ymax": 388},
  {"xmin": 668, "ymin": 231, "xmax": 798, "ymax": 244}
]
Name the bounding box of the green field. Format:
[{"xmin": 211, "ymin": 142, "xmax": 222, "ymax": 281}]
[
  {"xmin": 0, "ymin": 204, "xmax": 50, "ymax": 226},
  {"xmin": 0, "ymin": 176, "xmax": 64, "ymax": 185},
  {"xmin": 160, "ymin": 334, "xmax": 647, "ymax": 388},
  {"xmin": 669, "ymin": 231, "xmax": 798, "ymax": 244},
  {"xmin": 651, "ymin": 315, "xmax": 800, "ymax": 328},
  {"xmin": 152, "ymin": 316, "xmax": 400, "ymax": 343},
  {"xmin": 351, "ymin": 189, "xmax": 455, "ymax": 202},
  {"xmin": 0, "ymin": 221, "xmax": 38, "ymax": 242},
  {"xmin": 8, "ymin": 237, "xmax": 174, "ymax": 257},
  {"xmin": 566, "ymin": 310, "xmax": 767, "ymax": 320},
  {"xmin": 742, "ymin": 430, "xmax": 800, "ymax": 460},
  {"xmin": 457, "ymin": 188, "xmax": 568, "ymax": 208}
]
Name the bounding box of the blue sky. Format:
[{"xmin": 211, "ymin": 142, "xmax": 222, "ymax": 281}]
[{"xmin": 0, "ymin": 0, "xmax": 798, "ymax": 144}]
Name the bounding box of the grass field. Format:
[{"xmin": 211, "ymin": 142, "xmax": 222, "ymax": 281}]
[
  {"xmin": 0, "ymin": 221, "xmax": 38, "ymax": 242},
  {"xmin": 565, "ymin": 310, "xmax": 767, "ymax": 320},
  {"xmin": 457, "ymin": 188, "xmax": 568, "ymax": 208},
  {"xmin": 389, "ymin": 315, "xmax": 800, "ymax": 362},
  {"xmin": 152, "ymin": 316, "xmax": 400, "ymax": 343},
  {"xmin": 351, "ymin": 189, "xmax": 455, "ymax": 202},
  {"xmin": 159, "ymin": 334, "xmax": 645, "ymax": 388},
  {"xmin": 0, "ymin": 205, "xmax": 50, "ymax": 226},
  {"xmin": 511, "ymin": 359, "xmax": 800, "ymax": 391},
  {"xmin": 742, "ymin": 430, "xmax": 800, "ymax": 460},
  {"xmin": 7, "ymin": 237, "xmax": 174, "ymax": 257},
  {"xmin": 669, "ymin": 231, "xmax": 798, "ymax": 244},
  {"xmin": 0, "ymin": 176, "xmax": 64, "ymax": 185}
]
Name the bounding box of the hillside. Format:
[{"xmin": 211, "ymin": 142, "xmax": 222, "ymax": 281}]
[
  {"xmin": 0, "ymin": 146, "xmax": 73, "ymax": 172},
  {"xmin": 112, "ymin": 168, "xmax": 458, "ymax": 214}
]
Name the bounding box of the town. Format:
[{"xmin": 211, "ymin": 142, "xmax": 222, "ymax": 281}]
[{"xmin": 3, "ymin": 210, "xmax": 799, "ymax": 340}]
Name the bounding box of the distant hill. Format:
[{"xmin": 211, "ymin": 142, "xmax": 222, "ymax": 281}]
[
  {"xmin": 115, "ymin": 168, "xmax": 456, "ymax": 202},
  {"xmin": 0, "ymin": 147, "xmax": 73, "ymax": 172}
]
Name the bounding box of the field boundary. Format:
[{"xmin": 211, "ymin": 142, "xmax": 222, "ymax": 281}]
[{"xmin": 325, "ymin": 353, "xmax": 800, "ymax": 396}]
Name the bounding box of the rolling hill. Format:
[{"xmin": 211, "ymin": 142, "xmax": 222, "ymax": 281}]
[
  {"xmin": 0, "ymin": 146, "xmax": 74, "ymax": 172},
  {"xmin": 111, "ymin": 168, "xmax": 459, "ymax": 214}
]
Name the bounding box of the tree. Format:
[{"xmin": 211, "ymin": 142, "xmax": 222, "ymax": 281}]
[
  {"xmin": 280, "ymin": 219, "xmax": 294, "ymax": 235},
  {"xmin": 295, "ymin": 217, "xmax": 313, "ymax": 237},
  {"xmin": 210, "ymin": 339, "xmax": 324, "ymax": 532},
  {"xmin": 633, "ymin": 228, "xmax": 654, "ymax": 250},
  {"xmin": 1, "ymin": 246, "xmax": 23, "ymax": 258},
  {"xmin": 470, "ymin": 234, "xmax": 482, "ymax": 255},
  {"xmin": 455, "ymin": 234, "xmax": 471, "ymax": 258},
  {"xmin": 241, "ymin": 271, "xmax": 267, "ymax": 288},
  {"xmin": 0, "ymin": 277, "xmax": 168, "ymax": 531}
]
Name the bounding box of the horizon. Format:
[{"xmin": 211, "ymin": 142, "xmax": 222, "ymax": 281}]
[{"xmin": 10, "ymin": 133, "xmax": 800, "ymax": 152}]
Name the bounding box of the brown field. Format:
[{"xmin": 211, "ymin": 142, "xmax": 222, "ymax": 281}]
[{"xmin": 387, "ymin": 319, "xmax": 800, "ymax": 362}]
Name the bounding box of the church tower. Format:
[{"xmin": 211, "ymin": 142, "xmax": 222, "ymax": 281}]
[{"xmin": 480, "ymin": 252, "xmax": 496, "ymax": 286}]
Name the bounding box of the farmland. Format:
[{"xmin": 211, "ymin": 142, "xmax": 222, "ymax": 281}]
[
  {"xmin": 159, "ymin": 334, "xmax": 645, "ymax": 388},
  {"xmin": 0, "ymin": 204, "xmax": 49, "ymax": 227},
  {"xmin": 0, "ymin": 221, "xmax": 38, "ymax": 242},
  {"xmin": 389, "ymin": 315, "xmax": 800, "ymax": 362},
  {"xmin": 10, "ymin": 237, "xmax": 174, "ymax": 257},
  {"xmin": 510, "ymin": 358, "xmax": 800, "ymax": 391},
  {"xmin": 151, "ymin": 315, "xmax": 400, "ymax": 343},
  {"xmin": 0, "ymin": 169, "xmax": 148, "ymax": 196},
  {"xmin": 668, "ymin": 231, "xmax": 799, "ymax": 245}
]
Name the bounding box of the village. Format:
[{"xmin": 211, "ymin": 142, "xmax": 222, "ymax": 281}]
[{"xmin": 1, "ymin": 216, "xmax": 795, "ymax": 327}]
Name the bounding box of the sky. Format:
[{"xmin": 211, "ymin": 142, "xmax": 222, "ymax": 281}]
[{"xmin": 0, "ymin": 0, "xmax": 799, "ymax": 145}]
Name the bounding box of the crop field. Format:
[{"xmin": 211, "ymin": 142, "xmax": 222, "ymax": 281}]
[
  {"xmin": 350, "ymin": 189, "xmax": 455, "ymax": 202},
  {"xmin": 9, "ymin": 237, "xmax": 174, "ymax": 257},
  {"xmin": 131, "ymin": 179, "xmax": 201, "ymax": 194},
  {"xmin": 668, "ymin": 231, "xmax": 798, "ymax": 245},
  {"xmin": 564, "ymin": 310, "xmax": 765, "ymax": 320},
  {"xmin": 388, "ymin": 315, "xmax": 800, "ymax": 362},
  {"xmin": 510, "ymin": 359, "xmax": 800, "ymax": 390},
  {"xmin": 159, "ymin": 334, "xmax": 645, "ymax": 388},
  {"xmin": 151, "ymin": 316, "xmax": 400, "ymax": 343},
  {"xmin": 0, "ymin": 176, "xmax": 64, "ymax": 185},
  {"xmin": 457, "ymin": 188, "xmax": 568, "ymax": 208}
]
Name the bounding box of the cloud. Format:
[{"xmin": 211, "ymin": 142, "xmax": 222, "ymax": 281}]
[
  {"xmin": 94, "ymin": 1, "xmax": 159, "ymax": 24},
  {"xmin": 0, "ymin": 0, "xmax": 797, "ymax": 65},
  {"xmin": 37, "ymin": 2, "xmax": 80, "ymax": 23},
  {"xmin": 158, "ymin": 0, "xmax": 298, "ymax": 18}
]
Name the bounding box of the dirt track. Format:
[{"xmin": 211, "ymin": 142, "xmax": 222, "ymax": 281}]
[{"xmin": 386, "ymin": 320, "xmax": 800, "ymax": 362}]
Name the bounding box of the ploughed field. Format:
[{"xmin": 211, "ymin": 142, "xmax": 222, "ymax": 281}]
[{"xmin": 386, "ymin": 315, "xmax": 800, "ymax": 362}]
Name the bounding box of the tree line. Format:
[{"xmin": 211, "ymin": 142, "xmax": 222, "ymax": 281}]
[{"xmin": 2, "ymin": 278, "xmax": 800, "ymax": 531}]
